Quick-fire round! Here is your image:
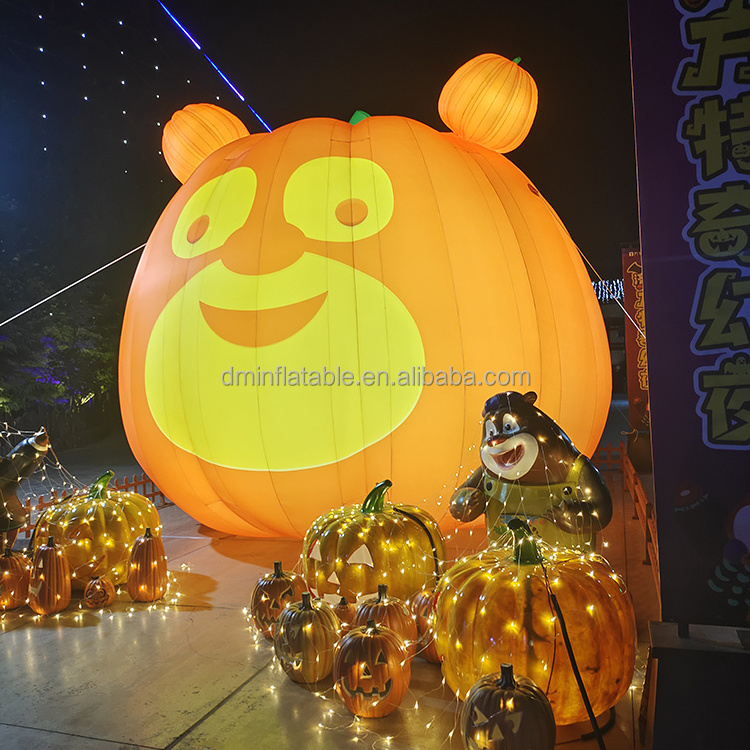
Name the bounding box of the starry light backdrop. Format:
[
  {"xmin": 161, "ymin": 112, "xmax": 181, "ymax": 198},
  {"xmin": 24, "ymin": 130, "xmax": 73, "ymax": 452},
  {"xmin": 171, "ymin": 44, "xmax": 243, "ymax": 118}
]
[{"xmin": 2, "ymin": 0, "xmax": 636, "ymax": 311}]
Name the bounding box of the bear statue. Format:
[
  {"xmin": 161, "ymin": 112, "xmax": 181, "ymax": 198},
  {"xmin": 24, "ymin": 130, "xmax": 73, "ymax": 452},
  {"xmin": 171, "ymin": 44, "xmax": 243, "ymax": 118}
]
[{"xmin": 449, "ymin": 392, "xmax": 611, "ymax": 549}]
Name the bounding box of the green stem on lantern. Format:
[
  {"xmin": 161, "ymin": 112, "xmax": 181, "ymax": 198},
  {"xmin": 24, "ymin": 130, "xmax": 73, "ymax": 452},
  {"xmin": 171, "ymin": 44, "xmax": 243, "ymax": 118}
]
[
  {"xmin": 88, "ymin": 470, "xmax": 115, "ymax": 501},
  {"xmin": 362, "ymin": 480, "xmax": 392, "ymax": 513},
  {"xmin": 508, "ymin": 518, "xmax": 545, "ymax": 565}
]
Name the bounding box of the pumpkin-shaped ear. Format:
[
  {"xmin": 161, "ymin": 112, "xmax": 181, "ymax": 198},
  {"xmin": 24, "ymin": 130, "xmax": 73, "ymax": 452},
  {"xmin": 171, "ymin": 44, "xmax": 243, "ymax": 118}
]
[
  {"xmin": 438, "ymin": 53, "xmax": 538, "ymax": 153},
  {"xmin": 162, "ymin": 103, "xmax": 251, "ymax": 183}
]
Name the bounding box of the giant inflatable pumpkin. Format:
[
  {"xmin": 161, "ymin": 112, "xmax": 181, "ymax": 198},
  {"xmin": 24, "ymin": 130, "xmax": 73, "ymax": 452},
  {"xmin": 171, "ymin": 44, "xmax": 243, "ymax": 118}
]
[{"xmin": 119, "ymin": 54, "xmax": 611, "ymax": 537}]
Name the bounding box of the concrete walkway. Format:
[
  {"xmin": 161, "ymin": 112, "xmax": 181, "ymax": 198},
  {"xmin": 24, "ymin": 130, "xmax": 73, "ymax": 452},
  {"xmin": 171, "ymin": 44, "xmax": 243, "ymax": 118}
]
[{"xmin": 0, "ymin": 475, "xmax": 657, "ymax": 749}]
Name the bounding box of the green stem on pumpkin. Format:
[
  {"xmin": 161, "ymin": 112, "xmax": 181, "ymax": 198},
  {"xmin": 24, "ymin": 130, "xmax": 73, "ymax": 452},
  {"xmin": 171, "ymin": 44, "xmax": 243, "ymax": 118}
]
[
  {"xmin": 362, "ymin": 480, "xmax": 392, "ymax": 513},
  {"xmin": 300, "ymin": 592, "xmax": 312, "ymax": 609},
  {"xmin": 272, "ymin": 560, "xmax": 283, "ymax": 577},
  {"xmin": 513, "ymin": 56, "xmax": 522, "ymax": 64},
  {"xmin": 88, "ymin": 470, "xmax": 115, "ymax": 501},
  {"xmin": 507, "ymin": 518, "xmax": 544, "ymax": 565}
]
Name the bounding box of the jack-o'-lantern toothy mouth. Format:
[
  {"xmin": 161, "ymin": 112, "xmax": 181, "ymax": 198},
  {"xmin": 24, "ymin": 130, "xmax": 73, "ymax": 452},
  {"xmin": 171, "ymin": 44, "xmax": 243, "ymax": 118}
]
[
  {"xmin": 199, "ymin": 292, "xmax": 328, "ymax": 347},
  {"xmin": 340, "ymin": 676, "xmax": 392, "ymax": 700}
]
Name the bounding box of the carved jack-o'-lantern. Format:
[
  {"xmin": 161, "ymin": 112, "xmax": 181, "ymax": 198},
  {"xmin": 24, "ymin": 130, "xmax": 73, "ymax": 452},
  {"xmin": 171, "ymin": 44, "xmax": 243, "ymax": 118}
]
[
  {"xmin": 273, "ymin": 592, "xmax": 340, "ymax": 684},
  {"xmin": 334, "ymin": 619, "xmax": 411, "ymax": 718},
  {"xmin": 409, "ymin": 588, "xmax": 441, "ymax": 664},
  {"xmin": 119, "ymin": 54, "xmax": 611, "ymax": 538},
  {"xmin": 34, "ymin": 471, "xmax": 161, "ymax": 589},
  {"xmin": 352, "ymin": 584, "xmax": 418, "ymax": 659},
  {"xmin": 250, "ymin": 560, "xmax": 308, "ymax": 640},
  {"xmin": 434, "ymin": 520, "xmax": 637, "ymax": 725},
  {"xmin": 303, "ymin": 480, "xmax": 445, "ymax": 603},
  {"xmin": 333, "ymin": 596, "xmax": 357, "ymax": 634},
  {"xmin": 83, "ymin": 576, "xmax": 116, "ymax": 609},
  {"xmin": 460, "ymin": 664, "xmax": 556, "ymax": 750},
  {"xmin": 0, "ymin": 548, "xmax": 30, "ymax": 610},
  {"xmin": 28, "ymin": 536, "xmax": 71, "ymax": 616},
  {"xmin": 126, "ymin": 527, "xmax": 168, "ymax": 602}
]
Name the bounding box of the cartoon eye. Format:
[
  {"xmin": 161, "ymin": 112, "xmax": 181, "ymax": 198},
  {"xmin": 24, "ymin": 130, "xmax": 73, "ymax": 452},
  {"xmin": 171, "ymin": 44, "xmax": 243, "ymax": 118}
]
[
  {"xmin": 375, "ymin": 651, "xmax": 387, "ymax": 665},
  {"xmin": 283, "ymin": 156, "xmax": 394, "ymax": 242},
  {"xmin": 172, "ymin": 167, "xmax": 257, "ymax": 258},
  {"xmin": 485, "ymin": 420, "xmax": 499, "ymax": 440},
  {"xmin": 472, "ymin": 706, "xmax": 489, "ymax": 724},
  {"xmin": 502, "ymin": 414, "xmax": 519, "ymax": 434}
]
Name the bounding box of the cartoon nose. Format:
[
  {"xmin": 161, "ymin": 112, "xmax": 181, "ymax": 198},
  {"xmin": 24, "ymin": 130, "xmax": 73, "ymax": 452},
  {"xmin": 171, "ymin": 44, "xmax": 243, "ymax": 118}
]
[
  {"xmin": 487, "ymin": 436, "xmax": 506, "ymax": 448},
  {"xmin": 220, "ymin": 218, "xmax": 305, "ymax": 275}
]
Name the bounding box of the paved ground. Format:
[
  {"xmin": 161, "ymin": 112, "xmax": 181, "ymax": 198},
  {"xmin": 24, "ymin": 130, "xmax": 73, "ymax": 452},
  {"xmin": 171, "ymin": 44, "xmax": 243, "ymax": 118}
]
[{"xmin": 0, "ymin": 398, "xmax": 658, "ymax": 749}]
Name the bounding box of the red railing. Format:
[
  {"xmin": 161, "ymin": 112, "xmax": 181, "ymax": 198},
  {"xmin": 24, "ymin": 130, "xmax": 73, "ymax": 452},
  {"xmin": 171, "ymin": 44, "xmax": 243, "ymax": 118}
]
[
  {"xmin": 593, "ymin": 441, "xmax": 660, "ymax": 597},
  {"xmin": 18, "ymin": 473, "xmax": 172, "ymax": 539}
]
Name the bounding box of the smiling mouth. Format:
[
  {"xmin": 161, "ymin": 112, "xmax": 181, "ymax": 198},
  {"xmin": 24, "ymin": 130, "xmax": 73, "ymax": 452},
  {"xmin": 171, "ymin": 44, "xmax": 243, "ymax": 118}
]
[
  {"xmin": 492, "ymin": 444, "xmax": 524, "ymax": 469},
  {"xmin": 199, "ymin": 291, "xmax": 328, "ymax": 347},
  {"xmin": 340, "ymin": 677, "xmax": 392, "ymax": 700}
]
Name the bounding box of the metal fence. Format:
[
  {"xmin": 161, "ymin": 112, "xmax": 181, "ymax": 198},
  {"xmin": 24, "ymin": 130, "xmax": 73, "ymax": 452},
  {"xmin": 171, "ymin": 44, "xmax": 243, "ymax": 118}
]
[{"xmin": 18, "ymin": 473, "xmax": 172, "ymax": 539}]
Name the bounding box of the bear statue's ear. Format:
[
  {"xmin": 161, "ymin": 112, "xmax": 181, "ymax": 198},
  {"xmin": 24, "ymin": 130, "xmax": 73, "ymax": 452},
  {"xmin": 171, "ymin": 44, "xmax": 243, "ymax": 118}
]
[
  {"xmin": 523, "ymin": 391, "xmax": 538, "ymax": 405},
  {"xmin": 438, "ymin": 53, "xmax": 538, "ymax": 154},
  {"xmin": 162, "ymin": 103, "xmax": 252, "ymax": 183}
]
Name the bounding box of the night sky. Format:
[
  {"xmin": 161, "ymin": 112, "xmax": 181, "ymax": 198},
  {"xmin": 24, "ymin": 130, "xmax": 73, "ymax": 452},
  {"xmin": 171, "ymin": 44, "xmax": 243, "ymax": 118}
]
[{"xmin": 1, "ymin": 0, "xmax": 637, "ymax": 313}]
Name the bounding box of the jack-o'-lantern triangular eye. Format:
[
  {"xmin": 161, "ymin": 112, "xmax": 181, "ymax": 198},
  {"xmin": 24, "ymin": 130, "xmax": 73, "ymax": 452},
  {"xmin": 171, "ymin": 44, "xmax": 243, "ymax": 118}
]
[
  {"xmin": 375, "ymin": 651, "xmax": 387, "ymax": 665},
  {"xmin": 472, "ymin": 706, "xmax": 488, "ymax": 724},
  {"xmin": 309, "ymin": 540, "xmax": 322, "ymax": 561},
  {"xmin": 345, "ymin": 544, "xmax": 374, "ymax": 567}
]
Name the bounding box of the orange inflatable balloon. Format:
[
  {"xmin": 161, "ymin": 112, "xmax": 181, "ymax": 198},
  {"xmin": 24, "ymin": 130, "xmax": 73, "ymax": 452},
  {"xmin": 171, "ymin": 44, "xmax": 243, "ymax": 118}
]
[
  {"xmin": 162, "ymin": 103, "xmax": 251, "ymax": 184},
  {"xmin": 119, "ymin": 54, "xmax": 611, "ymax": 538},
  {"xmin": 439, "ymin": 53, "xmax": 538, "ymax": 153}
]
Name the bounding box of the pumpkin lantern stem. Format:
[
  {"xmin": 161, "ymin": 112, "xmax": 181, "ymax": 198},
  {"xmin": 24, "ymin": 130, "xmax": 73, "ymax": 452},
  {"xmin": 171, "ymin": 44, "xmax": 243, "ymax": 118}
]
[
  {"xmin": 508, "ymin": 518, "xmax": 545, "ymax": 565},
  {"xmin": 88, "ymin": 471, "xmax": 115, "ymax": 501},
  {"xmin": 377, "ymin": 583, "xmax": 389, "ymax": 603},
  {"xmin": 272, "ymin": 560, "xmax": 283, "ymax": 577},
  {"xmin": 300, "ymin": 591, "xmax": 313, "ymax": 610},
  {"xmin": 361, "ymin": 480, "xmax": 392, "ymax": 514},
  {"xmin": 497, "ymin": 663, "xmax": 517, "ymax": 690}
]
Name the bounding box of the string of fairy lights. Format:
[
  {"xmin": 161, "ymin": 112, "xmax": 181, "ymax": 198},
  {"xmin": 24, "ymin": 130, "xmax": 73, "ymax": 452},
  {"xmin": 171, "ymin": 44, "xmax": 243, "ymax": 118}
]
[
  {"xmin": 0, "ymin": 415, "xmax": 633, "ymax": 746},
  {"xmin": 1, "ymin": 4, "xmax": 641, "ymax": 747}
]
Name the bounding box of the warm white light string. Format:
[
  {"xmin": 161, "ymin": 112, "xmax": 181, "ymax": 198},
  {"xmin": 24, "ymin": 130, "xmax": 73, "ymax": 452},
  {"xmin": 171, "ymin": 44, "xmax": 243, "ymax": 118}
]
[{"xmin": 0, "ymin": 242, "xmax": 146, "ymax": 330}]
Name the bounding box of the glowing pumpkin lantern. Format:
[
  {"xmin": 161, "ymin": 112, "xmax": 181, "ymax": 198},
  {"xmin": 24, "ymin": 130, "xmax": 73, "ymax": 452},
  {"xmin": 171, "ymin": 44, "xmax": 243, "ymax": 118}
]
[
  {"xmin": 438, "ymin": 53, "xmax": 538, "ymax": 153},
  {"xmin": 33, "ymin": 471, "xmax": 162, "ymax": 589},
  {"xmin": 119, "ymin": 54, "xmax": 611, "ymax": 538},
  {"xmin": 302, "ymin": 480, "xmax": 446, "ymax": 603},
  {"xmin": 433, "ymin": 520, "xmax": 636, "ymax": 725}
]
